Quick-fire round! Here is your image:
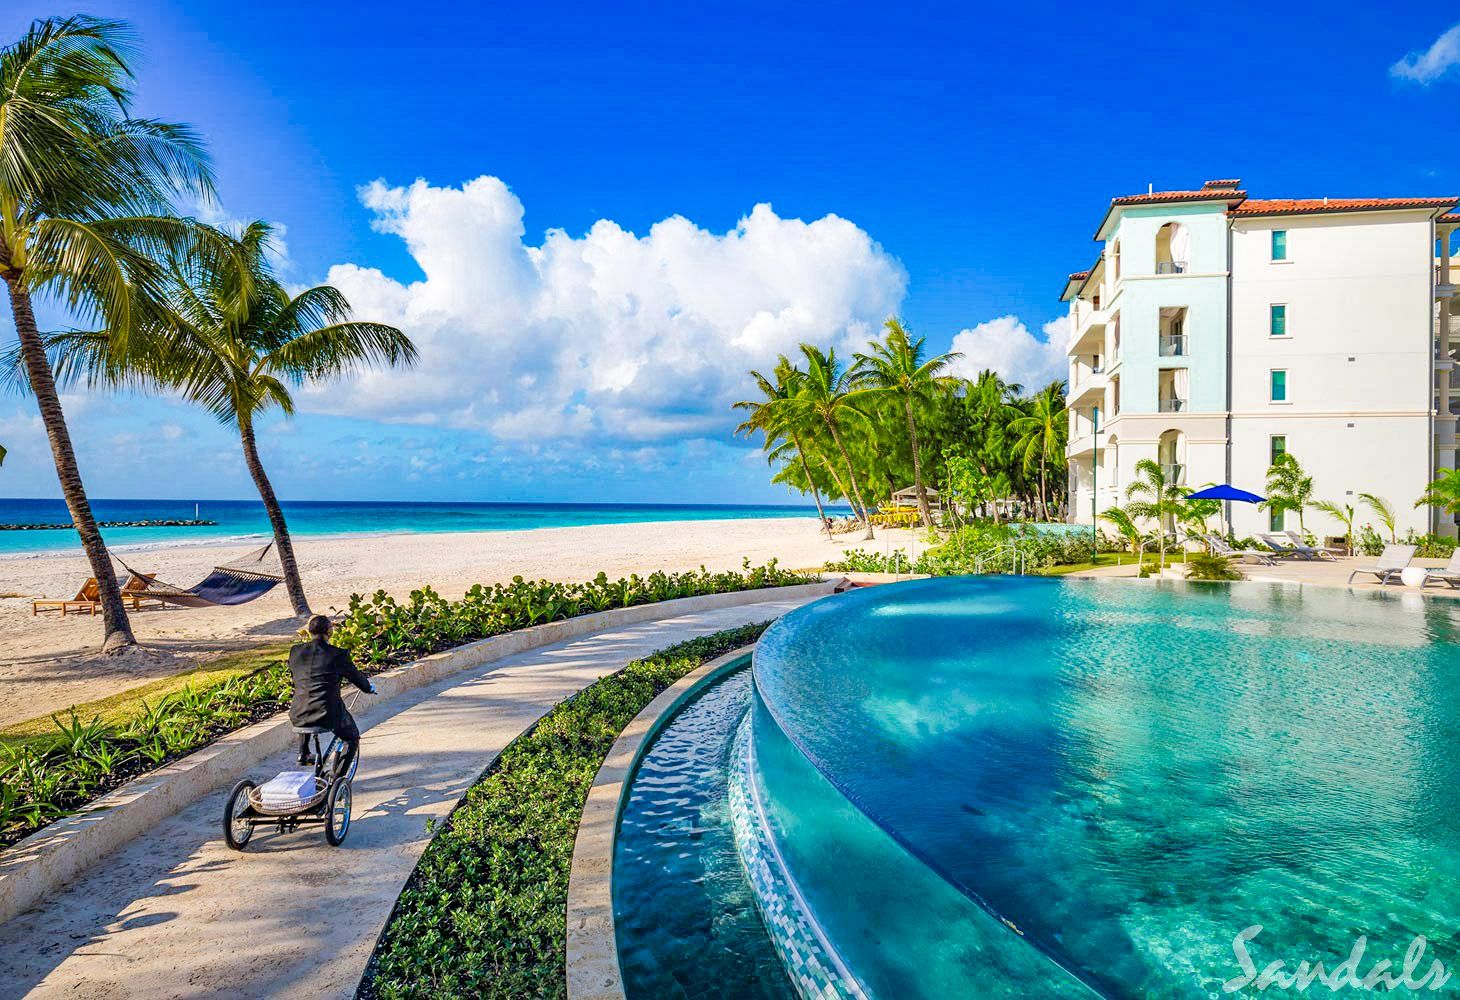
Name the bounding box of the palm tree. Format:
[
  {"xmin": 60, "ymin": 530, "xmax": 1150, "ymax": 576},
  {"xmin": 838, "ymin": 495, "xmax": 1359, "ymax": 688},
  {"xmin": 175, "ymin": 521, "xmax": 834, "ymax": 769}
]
[
  {"xmin": 1098, "ymin": 505, "xmax": 1143, "ymax": 561},
  {"xmin": 53, "ymin": 222, "xmax": 416, "ymax": 615},
  {"xmin": 852, "ymin": 318, "xmax": 961, "ymax": 528},
  {"xmin": 1124, "ymin": 458, "xmax": 1189, "ymax": 569},
  {"xmin": 1008, "ymin": 381, "xmax": 1068, "ymax": 523},
  {"xmin": 1312, "ymin": 499, "xmax": 1356, "ymax": 555},
  {"xmin": 1, "ymin": 16, "xmax": 216, "ymax": 652},
  {"xmin": 735, "ymin": 359, "xmax": 832, "ymax": 538},
  {"xmin": 1416, "ymin": 469, "xmax": 1460, "ymax": 521},
  {"xmin": 1261, "ymin": 453, "xmax": 1314, "ymax": 533},
  {"xmin": 1358, "ymin": 492, "xmax": 1398, "ymax": 544},
  {"xmin": 786, "ymin": 345, "xmax": 875, "ymax": 539}
]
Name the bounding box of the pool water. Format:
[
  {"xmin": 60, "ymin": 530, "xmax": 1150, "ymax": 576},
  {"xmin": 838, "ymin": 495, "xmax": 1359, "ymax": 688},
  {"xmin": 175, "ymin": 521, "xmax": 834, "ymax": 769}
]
[
  {"xmin": 613, "ymin": 667, "xmax": 796, "ymax": 1000},
  {"xmin": 751, "ymin": 577, "xmax": 1460, "ymax": 997}
]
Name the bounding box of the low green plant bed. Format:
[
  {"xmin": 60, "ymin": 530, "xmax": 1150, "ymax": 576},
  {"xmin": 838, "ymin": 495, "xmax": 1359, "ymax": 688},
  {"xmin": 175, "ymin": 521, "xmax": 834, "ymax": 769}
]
[
  {"xmin": 825, "ymin": 522, "xmax": 1114, "ymax": 576},
  {"xmin": 0, "ymin": 563, "xmax": 809, "ymax": 851},
  {"xmin": 360, "ymin": 622, "xmax": 771, "ymax": 1000}
]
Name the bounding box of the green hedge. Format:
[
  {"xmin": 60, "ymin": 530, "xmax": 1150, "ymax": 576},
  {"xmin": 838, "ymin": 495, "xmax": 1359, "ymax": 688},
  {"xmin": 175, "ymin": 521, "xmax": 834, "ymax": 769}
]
[
  {"xmin": 825, "ymin": 522, "xmax": 1110, "ymax": 576},
  {"xmin": 333, "ymin": 560, "xmax": 816, "ymax": 665},
  {"xmin": 360, "ymin": 622, "xmax": 771, "ymax": 1000}
]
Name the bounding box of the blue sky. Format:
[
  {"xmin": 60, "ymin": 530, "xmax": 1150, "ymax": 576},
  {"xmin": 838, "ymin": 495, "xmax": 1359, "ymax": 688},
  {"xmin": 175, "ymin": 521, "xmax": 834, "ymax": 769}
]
[{"xmin": 2, "ymin": 2, "xmax": 1459, "ymax": 504}]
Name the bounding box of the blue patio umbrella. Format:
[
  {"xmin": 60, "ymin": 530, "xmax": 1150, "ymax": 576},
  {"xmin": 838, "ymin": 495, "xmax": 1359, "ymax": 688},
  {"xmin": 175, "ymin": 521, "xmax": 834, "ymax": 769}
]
[
  {"xmin": 1184, "ymin": 484, "xmax": 1265, "ymax": 504},
  {"xmin": 1184, "ymin": 483, "xmax": 1265, "ymax": 538}
]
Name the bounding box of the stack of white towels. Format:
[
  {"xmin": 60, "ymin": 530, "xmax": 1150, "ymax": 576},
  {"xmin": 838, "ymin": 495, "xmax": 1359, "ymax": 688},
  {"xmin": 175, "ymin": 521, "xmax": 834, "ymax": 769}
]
[{"xmin": 257, "ymin": 770, "xmax": 321, "ymax": 810}]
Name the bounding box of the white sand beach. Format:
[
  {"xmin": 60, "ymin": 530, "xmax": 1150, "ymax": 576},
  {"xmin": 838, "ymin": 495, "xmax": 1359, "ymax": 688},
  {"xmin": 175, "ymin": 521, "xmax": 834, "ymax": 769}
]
[{"xmin": 0, "ymin": 517, "xmax": 914, "ymax": 726}]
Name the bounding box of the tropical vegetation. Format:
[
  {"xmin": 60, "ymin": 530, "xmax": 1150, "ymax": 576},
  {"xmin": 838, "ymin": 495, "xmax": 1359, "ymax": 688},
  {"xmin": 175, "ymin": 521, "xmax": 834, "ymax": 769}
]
[
  {"xmin": 736, "ymin": 321, "xmax": 1070, "ymax": 531},
  {"xmin": 0, "ymin": 15, "xmax": 219, "ymax": 651},
  {"xmin": 362, "ymin": 623, "xmax": 770, "ymax": 1000}
]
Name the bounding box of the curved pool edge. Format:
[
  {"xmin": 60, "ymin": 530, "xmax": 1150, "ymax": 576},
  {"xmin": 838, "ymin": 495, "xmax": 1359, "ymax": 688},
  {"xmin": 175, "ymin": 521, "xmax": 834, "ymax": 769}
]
[{"xmin": 565, "ymin": 644, "xmax": 758, "ymax": 1000}]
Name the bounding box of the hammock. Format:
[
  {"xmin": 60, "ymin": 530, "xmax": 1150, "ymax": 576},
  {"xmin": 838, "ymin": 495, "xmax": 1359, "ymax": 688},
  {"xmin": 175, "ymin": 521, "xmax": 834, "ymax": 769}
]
[{"xmin": 114, "ymin": 543, "xmax": 284, "ymax": 608}]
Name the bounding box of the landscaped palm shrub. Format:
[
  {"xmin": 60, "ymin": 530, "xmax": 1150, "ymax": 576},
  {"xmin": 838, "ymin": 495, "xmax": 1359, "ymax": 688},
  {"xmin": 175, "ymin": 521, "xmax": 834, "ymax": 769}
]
[
  {"xmin": 1185, "ymin": 552, "xmax": 1242, "ymax": 581},
  {"xmin": 331, "ymin": 561, "xmax": 817, "ymax": 666},
  {"xmin": 361, "ymin": 622, "xmax": 771, "ymax": 1000}
]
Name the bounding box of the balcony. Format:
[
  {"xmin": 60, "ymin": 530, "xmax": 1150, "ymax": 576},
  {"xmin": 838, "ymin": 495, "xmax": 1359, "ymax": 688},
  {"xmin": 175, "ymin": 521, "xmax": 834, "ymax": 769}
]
[
  {"xmin": 1068, "ymin": 371, "xmax": 1107, "ymax": 408},
  {"xmin": 1158, "ymin": 398, "xmax": 1189, "ymax": 413},
  {"xmin": 1067, "ymin": 305, "xmax": 1108, "ymax": 356},
  {"xmin": 1068, "ymin": 430, "xmax": 1097, "ymax": 457},
  {"xmin": 1159, "ymin": 334, "xmax": 1187, "ymax": 358},
  {"xmin": 1155, "ymin": 261, "xmax": 1188, "ymax": 275},
  {"xmin": 1161, "ymin": 463, "xmax": 1186, "ymax": 484}
]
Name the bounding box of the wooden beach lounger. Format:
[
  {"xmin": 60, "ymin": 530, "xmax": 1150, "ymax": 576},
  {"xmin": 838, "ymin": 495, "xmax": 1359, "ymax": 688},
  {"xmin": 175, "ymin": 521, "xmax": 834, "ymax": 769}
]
[{"xmin": 32, "ymin": 573, "xmax": 168, "ymax": 616}]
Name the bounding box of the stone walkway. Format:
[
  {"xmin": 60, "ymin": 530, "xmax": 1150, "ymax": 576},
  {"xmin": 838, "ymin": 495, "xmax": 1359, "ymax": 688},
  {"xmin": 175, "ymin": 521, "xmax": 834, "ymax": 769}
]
[{"xmin": 0, "ymin": 598, "xmax": 812, "ymax": 1000}]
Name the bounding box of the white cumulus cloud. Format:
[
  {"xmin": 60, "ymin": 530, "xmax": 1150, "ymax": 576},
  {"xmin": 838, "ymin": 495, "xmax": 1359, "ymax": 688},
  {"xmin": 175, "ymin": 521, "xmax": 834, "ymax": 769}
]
[
  {"xmin": 308, "ymin": 176, "xmax": 907, "ymax": 445},
  {"xmin": 1391, "ymin": 23, "xmax": 1460, "ymax": 84},
  {"xmin": 945, "ymin": 315, "xmax": 1069, "ymax": 392}
]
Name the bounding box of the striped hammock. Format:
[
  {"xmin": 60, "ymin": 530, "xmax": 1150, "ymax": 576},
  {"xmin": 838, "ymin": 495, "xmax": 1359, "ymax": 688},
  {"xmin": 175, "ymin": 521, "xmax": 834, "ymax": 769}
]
[{"xmin": 114, "ymin": 543, "xmax": 284, "ymax": 608}]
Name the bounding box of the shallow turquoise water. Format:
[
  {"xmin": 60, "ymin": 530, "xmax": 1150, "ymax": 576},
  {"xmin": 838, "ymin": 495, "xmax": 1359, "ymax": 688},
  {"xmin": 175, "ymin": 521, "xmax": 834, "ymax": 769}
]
[
  {"xmin": 614, "ymin": 668, "xmax": 795, "ymax": 1000},
  {"xmin": 752, "ymin": 577, "xmax": 1460, "ymax": 997}
]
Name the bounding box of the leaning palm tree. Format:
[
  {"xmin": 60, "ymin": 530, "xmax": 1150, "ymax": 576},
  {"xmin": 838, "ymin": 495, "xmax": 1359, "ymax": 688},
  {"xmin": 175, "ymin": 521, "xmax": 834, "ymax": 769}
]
[
  {"xmin": 1358, "ymin": 492, "xmax": 1398, "ymax": 544},
  {"xmin": 1312, "ymin": 500, "xmax": 1356, "ymax": 556},
  {"xmin": 1, "ymin": 16, "xmax": 216, "ymax": 651},
  {"xmin": 734, "ymin": 359, "xmax": 832, "ymax": 538},
  {"xmin": 1415, "ymin": 469, "xmax": 1460, "ymax": 522},
  {"xmin": 1008, "ymin": 382, "xmax": 1069, "ymax": 523},
  {"xmin": 1124, "ymin": 458, "xmax": 1189, "ymax": 569},
  {"xmin": 54, "ymin": 222, "xmax": 416, "ymax": 615},
  {"xmin": 852, "ymin": 317, "xmax": 961, "ymax": 528},
  {"xmin": 786, "ymin": 345, "xmax": 875, "ymax": 540},
  {"xmin": 1098, "ymin": 505, "xmax": 1144, "ymax": 561}
]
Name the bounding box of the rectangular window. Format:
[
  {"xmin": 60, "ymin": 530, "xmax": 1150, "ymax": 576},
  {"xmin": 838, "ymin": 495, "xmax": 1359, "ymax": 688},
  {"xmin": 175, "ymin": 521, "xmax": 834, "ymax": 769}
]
[
  {"xmin": 1269, "ymin": 435, "xmax": 1286, "ymax": 465},
  {"xmin": 1270, "ymin": 369, "xmax": 1287, "ymax": 402},
  {"xmin": 1270, "ymin": 304, "xmax": 1287, "ymax": 336},
  {"xmin": 1271, "ymin": 230, "xmax": 1288, "ymax": 261},
  {"xmin": 1269, "ymin": 508, "xmax": 1285, "ymax": 531}
]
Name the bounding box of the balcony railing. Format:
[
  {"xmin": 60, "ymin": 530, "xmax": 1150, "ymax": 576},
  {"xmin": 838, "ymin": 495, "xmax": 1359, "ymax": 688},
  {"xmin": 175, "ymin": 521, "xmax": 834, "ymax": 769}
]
[
  {"xmin": 1155, "ymin": 261, "xmax": 1188, "ymax": 275},
  {"xmin": 1159, "ymin": 334, "xmax": 1187, "ymax": 357},
  {"xmin": 1158, "ymin": 397, "xmax": 1188, "ymax": 413},
  {"xmin": 1161, "ymin": 463, "xmax": 1185, "ymax": 484}
]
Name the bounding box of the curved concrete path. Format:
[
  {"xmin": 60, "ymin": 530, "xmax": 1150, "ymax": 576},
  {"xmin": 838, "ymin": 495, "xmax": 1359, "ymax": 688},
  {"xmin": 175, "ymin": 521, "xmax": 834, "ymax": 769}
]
[{"xmin": 0, "ymin": 597, "xmax": 812, "ymax": 1000}]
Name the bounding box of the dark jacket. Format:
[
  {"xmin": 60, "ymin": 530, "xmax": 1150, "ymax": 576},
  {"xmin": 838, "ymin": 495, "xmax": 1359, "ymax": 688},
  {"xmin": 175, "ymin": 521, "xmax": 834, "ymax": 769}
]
[{"xmin": 288, "ymin": 638, "xmax": 371, "ymax": 730}]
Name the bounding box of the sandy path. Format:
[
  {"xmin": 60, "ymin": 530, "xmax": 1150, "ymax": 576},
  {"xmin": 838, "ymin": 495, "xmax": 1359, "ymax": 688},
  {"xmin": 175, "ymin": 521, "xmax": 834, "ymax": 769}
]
[
  {"xmin": 0, "ymin": 595, "xmax": 816, "ymax": 999},
  {"xmin": 0, "ymin": 518, "xmax": 912, "ymax": 725}
]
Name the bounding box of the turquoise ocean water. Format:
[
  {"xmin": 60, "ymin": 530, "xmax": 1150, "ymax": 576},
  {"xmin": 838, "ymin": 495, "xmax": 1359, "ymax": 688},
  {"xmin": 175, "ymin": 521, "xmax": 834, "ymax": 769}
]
[{"xmin": 0, "ymin": 499, "xmax": 843, "ymax": 557}]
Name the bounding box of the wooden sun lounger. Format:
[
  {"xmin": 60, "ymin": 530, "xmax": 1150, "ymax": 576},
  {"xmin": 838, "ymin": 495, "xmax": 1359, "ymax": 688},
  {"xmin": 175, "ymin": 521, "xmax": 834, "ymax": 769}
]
[{"xmin": 32, "ymin": 574, "xmax": 168, "ymax": 616}]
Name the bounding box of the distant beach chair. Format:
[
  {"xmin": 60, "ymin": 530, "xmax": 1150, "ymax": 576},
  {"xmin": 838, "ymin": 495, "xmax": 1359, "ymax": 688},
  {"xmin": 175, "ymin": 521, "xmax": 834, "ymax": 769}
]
[
  {"xmin": 1421, "ymin": 549, "xmax": 1460, "ymax": 589},
  {"xmin": 1282, "ymin": 530, "xmax": 1337, "ymax": 561},
  {"xmin": 32, "ymin": 578, "xmax": 102, "ymax": 616},
  {"xmin": 1347, "ymin": 544, "xmax": 1416, "ymax": 586},
  {"xmin": 33, "ymin": 572, "xmax": 170, "ymax": 616},
  {"xmin": 1205, "ymin": 534, "xmax": 1276, "ymax": 566}
]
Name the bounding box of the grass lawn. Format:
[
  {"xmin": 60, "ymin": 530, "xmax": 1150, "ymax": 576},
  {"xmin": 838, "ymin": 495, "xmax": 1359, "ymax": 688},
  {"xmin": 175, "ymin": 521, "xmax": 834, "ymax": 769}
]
[{"xmin": 0, "ymin": 644, "xmax": 290, "ymax": 749}]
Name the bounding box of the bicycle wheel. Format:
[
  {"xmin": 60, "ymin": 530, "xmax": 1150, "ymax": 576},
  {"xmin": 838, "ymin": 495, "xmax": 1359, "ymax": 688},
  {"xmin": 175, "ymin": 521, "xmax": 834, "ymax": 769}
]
[
  {"xmin": 223, "ymin": 780, "xmax": 256, "ymax": 850},
  {"xmin": 324, "ymin": 778, "xmax": 352, "ymax": 846}
]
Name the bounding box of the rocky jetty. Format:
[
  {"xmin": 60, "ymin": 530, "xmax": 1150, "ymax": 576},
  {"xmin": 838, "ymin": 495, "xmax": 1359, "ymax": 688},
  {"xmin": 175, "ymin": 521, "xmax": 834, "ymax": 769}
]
[{"xmin": 0, "ymin": 519, "xmax": 218, "ymax": 531}]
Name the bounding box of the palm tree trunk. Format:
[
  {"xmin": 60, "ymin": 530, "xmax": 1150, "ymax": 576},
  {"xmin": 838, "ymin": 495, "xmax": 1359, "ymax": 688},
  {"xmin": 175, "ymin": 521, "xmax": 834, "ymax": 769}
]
[
  {"xmin": 1038, "ymin": 457, "xmax": 1049, "ymax": 523},
  {"xmin": 791, "ymin": 433, "xmax": 832, "ymax": 539},
  {"xmin": 825, "ymin": 417, "xmax": 874, "ymax": 540},
  {"xmin": 238, "ymin": 418, "xmax": 310, "ymax": 616},
  {"xmin": 904, "ymin": 400, "xmax": 932, "ymax": 529},
  {"xmin": 5, "ymin": 278, "xmax": 135, "ymax": 652}
]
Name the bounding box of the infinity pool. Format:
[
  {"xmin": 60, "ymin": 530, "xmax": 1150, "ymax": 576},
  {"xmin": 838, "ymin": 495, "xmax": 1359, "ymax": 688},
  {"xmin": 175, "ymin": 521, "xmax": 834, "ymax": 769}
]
[{"xmin": 615, "ymin": 578, "xmax": 1460, "ymax": 998}]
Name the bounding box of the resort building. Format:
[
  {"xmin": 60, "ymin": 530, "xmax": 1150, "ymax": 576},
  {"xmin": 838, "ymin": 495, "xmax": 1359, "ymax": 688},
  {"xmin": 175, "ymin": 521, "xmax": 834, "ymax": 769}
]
[{"xmin": 1061, "ymin": 179, "xmax": 1460, "ymax": 540}]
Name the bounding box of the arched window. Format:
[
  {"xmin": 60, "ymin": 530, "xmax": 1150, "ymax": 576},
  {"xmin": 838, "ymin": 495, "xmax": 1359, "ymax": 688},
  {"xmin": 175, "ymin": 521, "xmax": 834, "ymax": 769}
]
[
  {"xmin": 1107, "ymin": 435, "xmax": 1119, "ymax": 489},
  {"xmin": 1155, "ymin": 222, "xmax": 1190, "ymax": 274},
  {"xmin": 1110, "ymin": 238, "xmax": 1121, "ymax": 282},
  {"xmin": 1158, "ymin": 430, "xmax": 1186, "ymax": 485}
]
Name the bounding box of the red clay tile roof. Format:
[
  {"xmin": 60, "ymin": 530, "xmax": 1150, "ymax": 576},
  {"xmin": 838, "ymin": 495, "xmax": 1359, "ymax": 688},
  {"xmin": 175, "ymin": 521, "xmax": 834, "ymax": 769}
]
[
  {"xmin": 1067, "ymin": 270, "xmax": 1089, "ymax": 281},
  {"xmin": 1232, "ymin": 197, "xmax": 1457, "ymax": 217},
  {"xmin": 1110, "ymin": 189, "xmax": 1246, "ymax": 207},
  {"xmin": 1441, "ymin": 212, "xmax": 1460, "ymax": 225}
]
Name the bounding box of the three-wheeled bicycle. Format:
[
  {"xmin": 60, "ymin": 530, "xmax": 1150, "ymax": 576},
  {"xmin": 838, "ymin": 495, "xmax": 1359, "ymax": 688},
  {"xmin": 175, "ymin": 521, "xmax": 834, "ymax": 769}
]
[{"xmin": 222, "ymin": 691, "xmax": 366, "ymax": 849}]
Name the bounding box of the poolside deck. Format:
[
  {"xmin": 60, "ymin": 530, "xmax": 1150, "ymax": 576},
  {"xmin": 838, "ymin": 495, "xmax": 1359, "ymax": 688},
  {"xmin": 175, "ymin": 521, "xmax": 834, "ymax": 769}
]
[{"xmin": 1072, "ymin": 554, "xmax": 1460, "ymax": 597}]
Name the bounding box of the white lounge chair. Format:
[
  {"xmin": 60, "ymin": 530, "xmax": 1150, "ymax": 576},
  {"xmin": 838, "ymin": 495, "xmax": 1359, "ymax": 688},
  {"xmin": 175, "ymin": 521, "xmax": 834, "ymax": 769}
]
[
  {"xmin": 1422, "ymin": 550, "xmax": 1460, "ymax": 589},
  {"xmin": 1282, "ymin": 530, "xmax": 1337, "ymax": 561},
  {"xmin": 1205, "ymin": 534, "xmax": 1276, "ymax": 566},
  {"xmin": 1347, "ymin": 544, "xmax": 1416, "ymax": 586}
]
